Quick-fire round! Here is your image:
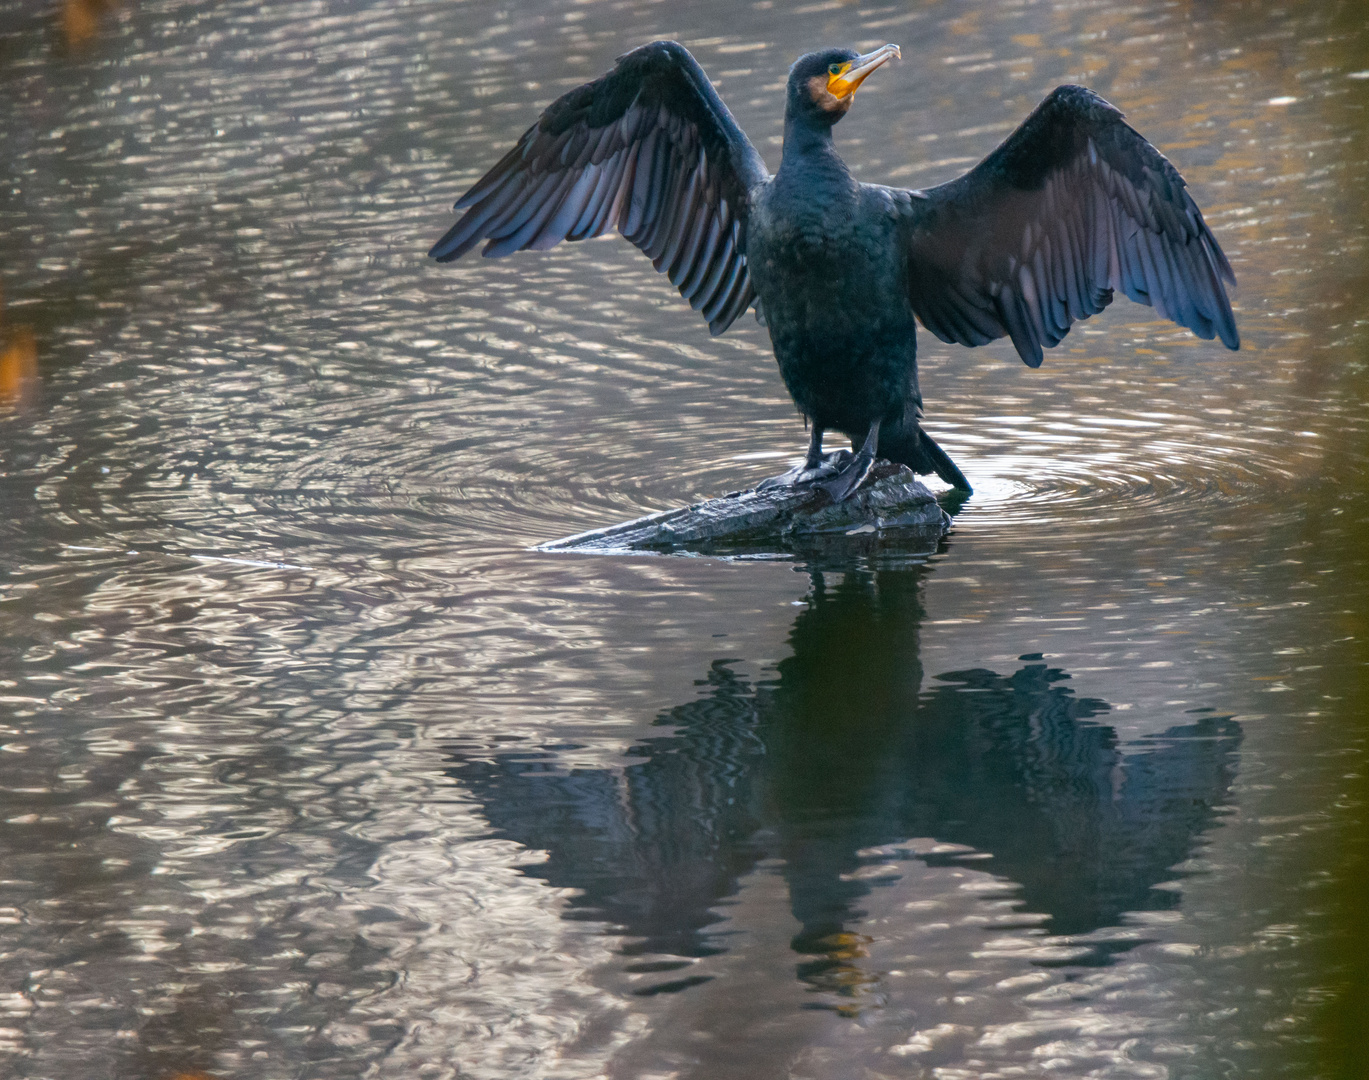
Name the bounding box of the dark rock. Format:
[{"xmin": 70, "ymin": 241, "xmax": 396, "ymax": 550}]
[{"xmin": 537, "ymin": 460, "xmax": 950, "ymax": 557}]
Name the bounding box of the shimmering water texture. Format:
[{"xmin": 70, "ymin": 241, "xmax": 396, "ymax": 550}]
[{"xmin": 1, "ymin": 1, "xmax": 1367, "ymax": 1078}]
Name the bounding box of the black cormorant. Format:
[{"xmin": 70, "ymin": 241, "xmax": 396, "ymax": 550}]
[{"xmin": 430, "ymin": 41, "xmax": 1238, "ymax": 498}]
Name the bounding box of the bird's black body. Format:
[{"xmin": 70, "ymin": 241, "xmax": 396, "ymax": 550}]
[
  {"xmin": 748, "ymin": 48, "xmax": 952, "ymax": 486},
  {"xmin": 753, "ymin": 151, "xmax": 913, "ymax": 430},
  {"xmin": 431, "ymin": 41, "xmax": 1238, "ymax": 497}
]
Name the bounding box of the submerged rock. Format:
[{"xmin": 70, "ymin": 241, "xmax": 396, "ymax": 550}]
[{"xmin": 538, "ymin": 460, "xmax": 950, "ymax": 557}]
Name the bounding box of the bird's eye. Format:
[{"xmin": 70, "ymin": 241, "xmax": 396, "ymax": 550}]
[{"xmin": 828, "ymin": 63, "xmax": 844, "ymax": 76}]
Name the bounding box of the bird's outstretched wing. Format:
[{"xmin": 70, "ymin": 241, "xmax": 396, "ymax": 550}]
[
  {"xmin": 896, "ymin": 85, "xmax": 1238, "ymax": 368},
  {"xmin": 430, "ymin": 40, "xmax": 769, "ymax": 335}
]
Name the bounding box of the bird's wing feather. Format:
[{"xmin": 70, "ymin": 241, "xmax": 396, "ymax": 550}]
[
  {"xmin": 430, "ymin": 40, "xmax": 769, "ymax": 336},
  {"xmin": 895, "ymin": 85, "xmax": 1237, "ymax": 367}
]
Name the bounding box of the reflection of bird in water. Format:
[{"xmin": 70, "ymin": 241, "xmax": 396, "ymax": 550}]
[
  {"xmin": 431, "ymin": 41, "xmax": 1238, "ymax": 498},
  {"xmin": 448, "ymin": 568, "xmax": 1241, "ymax": 995}
]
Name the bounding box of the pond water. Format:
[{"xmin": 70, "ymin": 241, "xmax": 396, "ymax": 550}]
[{"xmin": 0, "ymin": 0, "xmax": 1366, "ymax": 1077}]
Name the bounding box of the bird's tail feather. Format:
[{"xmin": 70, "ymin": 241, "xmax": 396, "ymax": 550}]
[{"xmin": 877, "ymin": 421, "xmax": 972, "ymax": 493}]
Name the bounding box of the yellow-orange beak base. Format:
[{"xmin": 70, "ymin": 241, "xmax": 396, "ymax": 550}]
[{"xmin": 827, "ymin": 43, "xmax": 900, "ymax": 99}]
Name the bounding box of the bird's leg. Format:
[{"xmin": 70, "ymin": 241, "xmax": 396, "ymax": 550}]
[
  {"xmin": 756, "ymin": 424, "xmax": 843, "ymax": 490},
  {"xmin": 816, "ymin": 419, "xmax": 880, "ymax": 502},
  {"xmin": 801, "ymin": 422, "xmax": 825, "ymax": 472}
]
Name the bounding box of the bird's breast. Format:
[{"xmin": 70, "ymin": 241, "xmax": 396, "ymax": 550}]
[
  {"xmin": 747, "ymin": 190, "xmax": 912, "ymax": 340},
  {"xmin": 744, "ymin": 186, "xmax": 920, "ymax": 430}
]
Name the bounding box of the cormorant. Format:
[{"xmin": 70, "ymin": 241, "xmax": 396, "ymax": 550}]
[{"xmin": 430, "ymin": 41, "xmax": 1238, "ymax": 499}]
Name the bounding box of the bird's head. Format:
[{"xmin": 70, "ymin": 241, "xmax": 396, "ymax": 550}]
[{"xmin": 786, "ymin": 44, "xmax": 900, "ymax": 126}]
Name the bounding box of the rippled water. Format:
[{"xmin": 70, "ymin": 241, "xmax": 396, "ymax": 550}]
[{"xmin": 1, "ymin": 0, "xmax": 1366, "ymax": 1077}]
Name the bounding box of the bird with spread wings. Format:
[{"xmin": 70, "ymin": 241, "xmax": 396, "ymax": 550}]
[{"xmin": 431, "ymin": 40, "xmax": 1237, "ymax": 499}]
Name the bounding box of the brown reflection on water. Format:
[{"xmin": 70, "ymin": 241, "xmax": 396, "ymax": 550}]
[
  {"xmin": 0, "ymin": 327, "xmax": 38, "ymax": 406},
  {"xmin": 0, "ymin": 286, "xmax": 39, "ymax": 407},
  {"xmin": 60, "ymin": 0, "xmax": 126, "ymax": 49}
]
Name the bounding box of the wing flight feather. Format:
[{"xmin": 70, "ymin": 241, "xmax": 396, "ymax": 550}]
[
  {"xmin": 897, "ymin": 86, "xmax": 1237, "ymax": 367},
  {"xmin": 430, "ymin": 41, "xmax": 769, "ymax": 335}
]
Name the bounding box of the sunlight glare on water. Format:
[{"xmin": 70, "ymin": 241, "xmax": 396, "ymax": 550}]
[{"xmin": 0, "ymin": 0, "xmax": 1366, "ymax": 1078}]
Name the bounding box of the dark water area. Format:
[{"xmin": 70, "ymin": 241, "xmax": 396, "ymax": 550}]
[{"xmin": 1, "ymin": 0, "xmax": 1367, "ymax": 1077}]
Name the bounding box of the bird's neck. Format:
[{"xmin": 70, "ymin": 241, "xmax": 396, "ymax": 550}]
[{"xmin": 777, "ymin": 116, "xmax": 852, "ymax": 186}]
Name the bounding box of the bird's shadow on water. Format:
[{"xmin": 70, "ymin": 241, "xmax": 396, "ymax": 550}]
[{"xmin": 445, "ymin": 561, "xmax": 1240, "ymax": 1000}]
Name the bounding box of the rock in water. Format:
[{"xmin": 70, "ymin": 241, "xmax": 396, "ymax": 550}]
[{"xmin": 537, "ymin": 460, "xmax": 950, "ymax": 557}]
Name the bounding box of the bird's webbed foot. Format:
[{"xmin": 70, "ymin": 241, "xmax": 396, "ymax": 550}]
[
  {"xmin": 756, "ymin": 425, "xmax": 848, "ymax": 491},
  {"xmin": 813, "ymin": 451, "xmax": 874, "ymax": 502},
  {"xmin": 756, "ymin": 450, "xmax": 850, "ymax": 491},
  {"xmin": 814, "ymin": 420, "xmax": 881, "ymax": 502}
]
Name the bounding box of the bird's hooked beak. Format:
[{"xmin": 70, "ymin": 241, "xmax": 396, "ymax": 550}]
[{"xmin": 826, "ymin": 43, "xmax": 900, "ymax": 100}]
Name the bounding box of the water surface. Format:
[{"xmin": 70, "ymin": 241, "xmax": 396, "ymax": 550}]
[{"xmin": 0, "ymin": 0, "xmax": 1366, "ymax": 1077}]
